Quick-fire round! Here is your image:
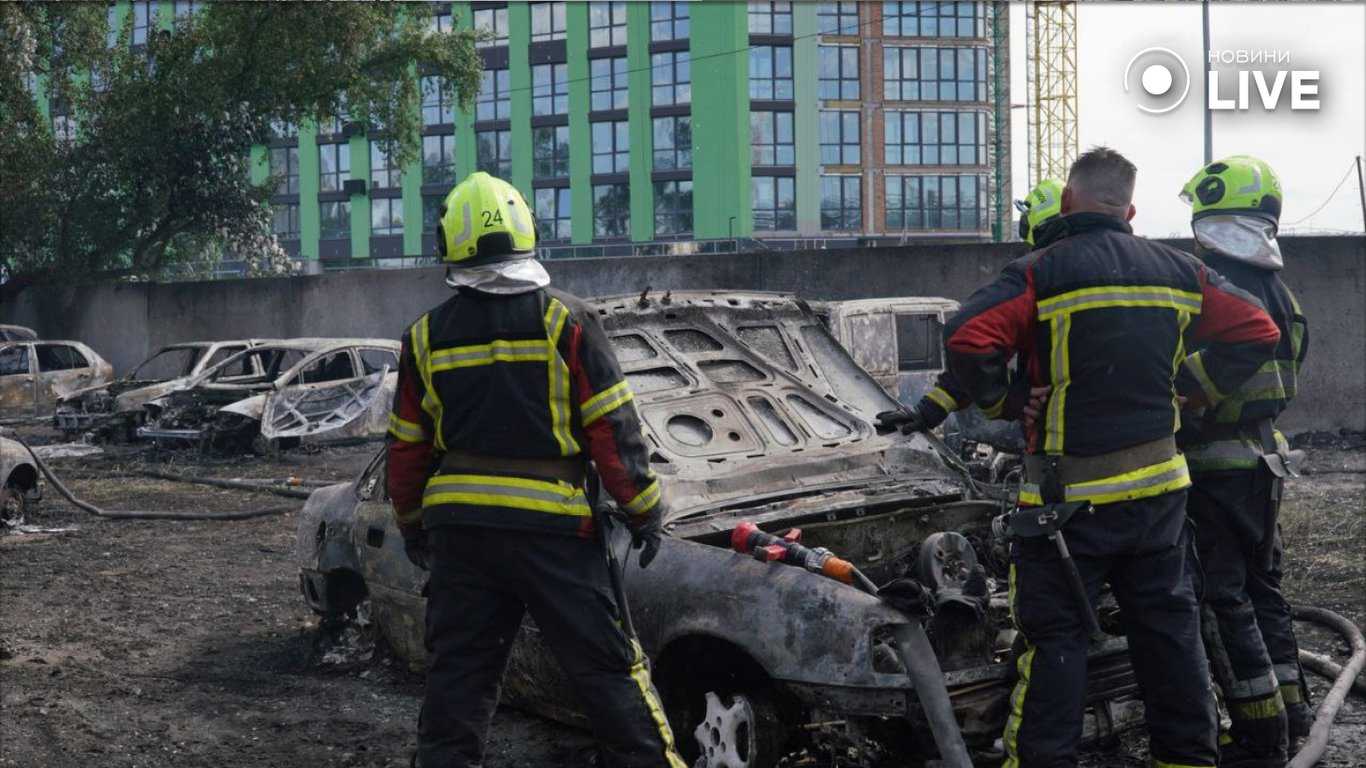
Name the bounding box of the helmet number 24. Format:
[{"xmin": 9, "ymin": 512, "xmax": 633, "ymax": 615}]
[{"xmin": 481, "ymin": 210, "xmax": 503, "ymax": 227}]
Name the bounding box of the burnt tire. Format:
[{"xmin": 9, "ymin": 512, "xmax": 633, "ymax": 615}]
[{"xmin": 0, "ymin": 485, "xmax": 27, "ymax": 529}]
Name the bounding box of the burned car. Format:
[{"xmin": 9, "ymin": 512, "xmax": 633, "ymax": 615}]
[
  {"xmin": 0, "ymin": 325, "xmax": 38, "ymax": 342},
  {"xmin": 0, "ymin": 340, "xmax": 115, "ymax": 421},
  {"xmin": 138, "ymin": 338, "xmax": 399, "ymax": 453},
  {"xmin": 296, "ymin": 292, "xmax": 1142, "ymax": 765},
  {"xmin": 53, "ymin": 339, "xmax": 272, "ymax": 441},
  {"xmin": 0, "ymin": 434, "xmax": 40, "ymax": 529}
]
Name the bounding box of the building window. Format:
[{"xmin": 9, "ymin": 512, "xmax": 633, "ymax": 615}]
[
  {"xmin": 884, "ymin": 1, "xmax": 985, "ymax": 38},
  {"xmin": 533, "ymin": 125, "xmax": 571, "ymax": 179},
  {"xmin": 535, "ymin": 188, "xmax": 572, "ymax": 242},
  {"xmin": 532, "ymin": 63, "xmax": 569, "ymax": 116},
  {"xmin": 819, "ymin": 46, "xmax": 860, "ymax": 100},
  {"xmin": 131, "ymin": 1, "xmax": 155, "ymax": 46},
  {"xmin": 748, "ymin": 2, "xmax": 792, "ymax": 35},
  {"xmin": 272, "ymin": 203, "xmax": 300, "ymax": 239},
  {"xmin": 270, "ymin": 119, "xmax": 298, "ymax": 141},
  {"xmin": 590, "ymin": 1, "xmax": 628, "ymax": 48},
  {"xmin": 270, "ymin": 146, "xmax": 300, "ymax": 195},
  {"xmin": 651, "ymin": 51, "xmax": 691, "ymax": 106},
  {"xmin": 371, "ymin": 142, "xmax": 402, "ymax": 189},
  {"xmin": 883, "ymin": 46, "xmax": 987, "ymax": 102},
  {"xmin": 819, "ymin": 110, "xmax": 860, "ymax": 165},
  {"xmin": 885, "ymin": 111, "xmax": 986, "ymax": 165},
  {"xmin": 173, "ymin": 0, "xmax": 200, "ymax": 21},
  {"xmin": 749, "ymin": 46, "xmax": 793, "ymax": 101},
  {"xmin": 654, "ymin": 180, "xmax": 693, "ymax": 235},
  {"xmin": 651, "ymin": 2, "xmax": 690, "ymax": 42},
  {"xmin": 428, "ymin": 4, "xmax": 452, "ymax": 34},
  {"xmin": 749, "ymin": 111, "xmax": 794, "ymax": 166},
  {"xmin": 885, "ymin": 174, "xmax": 984, "ymax": 230},
  {"xmin": 320, "ymin": 201, "xmax": 351, "ymax": 239},
  {"xmin": 423, "ymin": 194, "xmax": 444, "ymax": 234},
  {"xmin": 592, "ymin": 121, "xmax": 630, "ymax": 175},
  {"xmin": 422, "ymin": 76, "xmax": 452, "ymax": 127},
  {"xmin": 590, "ymin": 57, "xmax": 629, "ymax": 112},
  {"xmin": 752, "ymin": 177, "xmax": 796, "ymax": 232},
  {"xmin": 530, "ymin": 2, "xmax": 567, "ymax": 42},
  {"xmin": 818, "ymin": 2, "xmax": 860, "ymax": 35},
  {"xmin": 652, "ymin": 115, "xmax": 692, "ymax": 171},
  {"xmin": 594, "ymin": 184, "xmax": 630, "ymax": 238},
  {"xmin": 423, "ymin": 134, "xmax": 456, "ymax": 186},
  {"xmin": 474, "ymin": 6, "xmax": 509, "ymax": 48},
  {"xmin": 476, "ymin": 130, "xmax": 512, "ymax": 178},
  {"xmin": 820, "ymin": 176, "xmax": 862, "ymax": 231},
  {"xmin": 371, "ymin": 198, "xmax": 405, "ymax": 236},
  {"xmin": 476, "ymin": 68, "xmax": 511, "ymax": 122},
  {"xmin": 319, "ymin": 143, "xmax": 350, "ymax": 193}
]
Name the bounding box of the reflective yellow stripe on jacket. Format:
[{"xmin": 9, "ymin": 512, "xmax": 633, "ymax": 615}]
[
  {"xmin": 1018, "ymin": 454, "xmax": 1191, "ymax": 507},
  {"xmin": 423, "ymin": 473, "xmax": 592, "ymax": 517},
  {"xmin": 1184, "ymin": 428, "xmax": 1287, "ymax": 474}
]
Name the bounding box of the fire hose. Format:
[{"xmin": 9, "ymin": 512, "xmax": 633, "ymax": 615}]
[
  {"xmin": 4, "ymin": 429, "xmax": 296, "ymax": 521},
  {"xmin": 730, "ymin": 521, "xmax": 974, "ymax": 768},
  {"xmin": 1288, "ymin": 605, "xmax": 1366, "ymax": 768}
]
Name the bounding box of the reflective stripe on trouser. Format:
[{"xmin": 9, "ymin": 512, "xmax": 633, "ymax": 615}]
[
  {"xmin": 422, "ymin": 472, "xmax": 593, "ymax": 536},
  {"xmin": 419, "ymin": 526, "xmax": 687, "ymax": 768},
  {"xmin": 1017, "ymin": 454, "xmax": 1191, "ymax": 507},
  {"xmin": 1002, "ymin": 491, "xmax": 1216, "ymax": 768},
  {"xmin": 1188, "ymin": 475, "xmax": 1290, "ymax": 757},
  {"xmin": 1184, "ymin": 428, "xmax": 1288, "ymax": 475}
]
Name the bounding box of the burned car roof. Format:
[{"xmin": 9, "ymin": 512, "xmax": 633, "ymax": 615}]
[{"xmin": 587, "ymin": 291, "xmax": 965, "ymax": 523}]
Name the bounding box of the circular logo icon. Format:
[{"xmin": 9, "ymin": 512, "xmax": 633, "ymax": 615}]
[{"xmin": 1124, "ymin": 47, "xmax": 1191, "ymax": 114}]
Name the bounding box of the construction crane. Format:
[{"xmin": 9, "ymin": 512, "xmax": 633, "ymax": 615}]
[{"xmin": 1026, "ymin": 1, "xmax": 1079, "ymax": 189}]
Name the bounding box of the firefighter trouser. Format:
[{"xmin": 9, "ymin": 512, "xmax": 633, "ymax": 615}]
[
  {"xmin": 1003, "ymin": 490, "xmax": 1218, "ymax": 768},
  {"xmin": 417, "ymin": 526, "xmax": 686, "ymax": 768},
  {"xmin": 1188, "ymin": 472, "xmax": 1303, "ymax": 756}
]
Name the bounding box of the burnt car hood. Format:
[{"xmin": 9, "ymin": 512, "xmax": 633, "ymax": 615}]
[{"xmin": 587, "ymin": 292, "xmax": 968, "ymax": 523}]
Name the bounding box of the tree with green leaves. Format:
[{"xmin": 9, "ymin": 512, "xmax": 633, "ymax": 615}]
[{"xmin": 0, "ymin": 2, "xmax": 482, "ymax": 281}]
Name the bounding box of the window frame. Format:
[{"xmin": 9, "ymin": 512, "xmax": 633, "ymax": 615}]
[
  {"xmin": 884, "ymin": 174, "xmax": 985, "ymax": 231},
  {"xmin": 818, "ymin": 45, "xmax": 860, "ymax": 100},
  {"xmin": 817, "ymin": 2, "xmax": 860, "ymax": 35},
  {"xmin": 883, "ymin": 1, "xmax": 985, "ymax": 39},
  {"xmin": 473, "ymin": 6, "xmax": 509, "ymax": 47},
  {"xmin": 272, "ymin": 203, "xmax": 301, "ymax": 239},
  {"xmin": 476, "ymin": 68, "xmax": 511, "ymax": 123},
  {"xmin": 589, "ymin": 1, "xmax": 628, "ymax": 48},
  {"xmin": 751, "ymin": 176, "xmax": 797, "ymax": 232},
  {"xmin": 652, "ymin": 114, "xmax": 693, "ymax": 172},
  {"xmin": 370, "ymin": 141, "xmax": 403, "ymax": 189},
  {"xmin": 819, "ymin": 110, "xmax": 861, "ymax": 165},
  {"xmin": 423, "ymin": 133, "xmax": 456, "ymax": 187},
  {"xmin": 747, "ymin": 1, "xmax": 793, "ymax": 35},
  {"xmin": 820, "ymin": 175, "xmax": 862, "ymax": 231},
  {"xmin": 422, "ymin": 76, "xmax": 453, "ymax": 127},
  {"xmin": 592, "ymin": 120, "xmax": 630, "ymax": 175},
  {"xmin": 530, "ymin": 1, "xmax": 568, "ymax": 42},
  {"xmin": 534, "ymin": 186, "xmax": 573, "ymax": 243},
  {"xmin": 749, "ymin": 110, "xmax": 795, "ymax": 167},
  {"xmin": 748, "ymin": 45, "xmax": 794, "ymax": 101},
  {"xmin": 370, "ymin": 197, "xmax": 405, "ymax": 237},
  {"xmin": 318, "ymin": 142, "xmax": 351, "ymax": 193},
  {"xmin": 270, "ymin": 146, "xmax": 300, "ymax": 196},
  {"xmin": 885, "ymin": 110, "xmax": 987, "ymax": 166},
  {"xmin": 593, "ymin": 183, "xmax": 631, "ymax": 239},
  {"xmin": 883, "ymin": 45, "xmax": 988, "ymax": 102},
  {"xmin": 533, "ymin": 124, "xmax": 572, "ymax": 180},
  {"xmin": 476, "ymin": 129, "xmax": 512, "ymax": 178},
  {"xmin": 590, "ymin": 57, "xmax": 629, "ymax": 112},
  {"xmin": 653, "ymin": 179, "xmax": 694, "ymax": 236},
  {"xmin": 651, "ymin": 51, "xmax": 691, "ymax": 107},
  {"xmin": 532, "ymin": 63, "xmax": 570, "ymax": 117},
  {"xmin": 651, "ymin": 1, "xmax": 691, "ymax": 42},
  {"xmin": 320, "ymin": 200, "xmax": 352, "ymax": 240}
]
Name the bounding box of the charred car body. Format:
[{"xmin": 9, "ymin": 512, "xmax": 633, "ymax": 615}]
[
  {"xmin": 0, "ymin": 434, "xmax": 40, "ymax": 529},
  {"xmin": 54, "ymin": 340, "xmax": 272, "ymax": 440},
  {"xmin": 296, "ymin": 292, "xmax": 1142, "ymax": 765},
  {"xmin": 138, "ymin": 338, "xmax": 399, "ymax": 453},
  {"xmin": 0, "ymin": 340, "xmax": 114, "ymax": 421}
]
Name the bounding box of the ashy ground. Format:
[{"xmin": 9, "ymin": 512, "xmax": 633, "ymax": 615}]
[{"xmin": 1, "ymin": 431, "xmax": 1363, "ymax": 768}]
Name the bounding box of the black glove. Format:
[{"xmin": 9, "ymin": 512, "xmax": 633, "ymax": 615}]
[
  {"xmin": 874, "ymin": 406, "xmax": 928, "ymax": 435},
  {"xmin": 629, "ymin": 517, "xmax": 663, "ymax": 569},
  {"xmin": 402, "ymin": 526, "xmax": 429, "ymax": 571},
  {"xmin": 879, "ymin": 577, "xmax": 934, "ymax": 618}
]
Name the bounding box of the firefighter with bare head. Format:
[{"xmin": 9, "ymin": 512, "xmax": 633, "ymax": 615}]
[{"xmin": 386, "ymin": 172, "xmax": 685, "ymax": 768}]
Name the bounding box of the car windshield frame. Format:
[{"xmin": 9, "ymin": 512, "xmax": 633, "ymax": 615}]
[
  {"xmin": 195, "ymin": 345, "xmax": 318, "ymax": 386},
  {"xmin": 130, "ymin": 345, "xmax": 206, "ymax": 381}
]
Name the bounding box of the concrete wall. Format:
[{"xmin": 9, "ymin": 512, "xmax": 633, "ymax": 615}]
[{"xmin": 4, "ymin": 236, "xmax": 1363, "ymax": 433}]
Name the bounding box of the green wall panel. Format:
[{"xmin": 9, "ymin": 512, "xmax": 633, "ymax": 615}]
[
  {"xmin": 299, "ymin": 122, "xmax": 320, "ymax": 260},
  {"xmin": 349, "ymin": 132, "xmax": 370, "ymax": 258},
  {"xmin": 566, "ymin": 2, "xmax": 592, "ymax": 245},
  {"xmin": 626, "ymin": 3, "xmax": 655, "ymax": 242},
  {"xmin": 507, "ymin": 2, "xmax": 532, "ymax": 199},
  {"xmin": 690, "ymin": 1, "xmax": 751, "ymax": 239},
  {"xmin": 793, "ymin": 1, "xmax": 820, "ymax": 236}
]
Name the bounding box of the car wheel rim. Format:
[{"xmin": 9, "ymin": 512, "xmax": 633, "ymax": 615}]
[{"xmin": 692, "ymin": 691, "xmax": 758, "ymax": 768}]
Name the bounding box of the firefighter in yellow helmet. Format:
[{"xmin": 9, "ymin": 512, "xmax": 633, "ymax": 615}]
[
  {"xmin": 387, "ymin": 172, "xmax": 686, "ymax": 768},
  {"xmin": 878, "ymin": 178, "xmax": 1067, "ymax": 440},
  {"xmin": 1177, "ymin": 156, "xmax": 1311, "ymax": 765}
]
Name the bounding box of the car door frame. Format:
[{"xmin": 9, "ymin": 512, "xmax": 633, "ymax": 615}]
[{"xmin": 0, "ymin": 343, "xmax": 38, "ymax": 418}]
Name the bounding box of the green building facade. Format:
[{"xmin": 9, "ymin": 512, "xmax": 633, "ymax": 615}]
[{"xmin": 78, "ymin": 1, "xmax": 1010, "ymax": 263}]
